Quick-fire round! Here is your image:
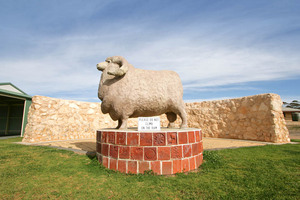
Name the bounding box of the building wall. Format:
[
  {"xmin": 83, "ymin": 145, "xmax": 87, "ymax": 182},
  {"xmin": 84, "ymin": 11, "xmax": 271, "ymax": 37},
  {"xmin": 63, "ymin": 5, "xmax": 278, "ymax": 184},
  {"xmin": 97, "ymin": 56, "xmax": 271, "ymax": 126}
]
[
  {"xmin": 284, "ymin": 112, "xmax": 293, "ymax": 121},
  {"xmin": 23, "ymin": 93, "xmax": 290, "ymax": 143}
]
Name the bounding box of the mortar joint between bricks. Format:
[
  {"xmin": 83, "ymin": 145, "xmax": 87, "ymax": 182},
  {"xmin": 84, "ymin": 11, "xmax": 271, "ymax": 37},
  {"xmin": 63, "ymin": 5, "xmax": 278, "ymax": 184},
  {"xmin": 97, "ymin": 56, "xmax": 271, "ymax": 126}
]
[
  {"xmin": 152, "ymin": 132, "xmax": 154, "ymax": 146},
  {"xmin": 138, "ymin": 132, "xmax": 140, "ymax": 146},
  {"xmin": 160, "ymin": 161, "xmax": 162, "ymax": 175}
]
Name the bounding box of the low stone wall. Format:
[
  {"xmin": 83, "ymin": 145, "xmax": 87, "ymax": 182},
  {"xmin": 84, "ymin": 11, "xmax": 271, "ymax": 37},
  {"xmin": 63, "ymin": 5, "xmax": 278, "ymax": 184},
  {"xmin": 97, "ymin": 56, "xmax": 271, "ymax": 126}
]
[
  {"xmin": 184, "ymin": 93, "xmax": 289, "ymax": 143},
  {"xmin": 23, "ymin": 96, "xmax": 112, "ymax": 142},
  {"xmin": 23, "ymin": 93, "xmax": 290, "ymax": 143}
]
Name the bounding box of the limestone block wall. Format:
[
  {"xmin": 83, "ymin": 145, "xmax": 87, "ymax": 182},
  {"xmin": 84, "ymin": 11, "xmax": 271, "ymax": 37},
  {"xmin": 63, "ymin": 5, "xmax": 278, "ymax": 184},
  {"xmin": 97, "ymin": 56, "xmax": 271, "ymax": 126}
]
[
  {"xmin": 23, "ymin": 93, "xmax": 290, "ymax": 143},
  {"xmin": 184, "ymin": 93, "xmax": 289, "ymax": 143},
  {"xmin": 23, "ymin": 96, "xmax": 115, "ymax": 142}
]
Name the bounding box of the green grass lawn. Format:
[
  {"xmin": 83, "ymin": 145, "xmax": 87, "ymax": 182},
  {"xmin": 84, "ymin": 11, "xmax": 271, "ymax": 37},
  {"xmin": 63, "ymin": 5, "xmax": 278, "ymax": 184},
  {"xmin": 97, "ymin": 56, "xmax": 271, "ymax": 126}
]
[{"xmin": 0, "ymin": 138, "xmax": 299, "ymax": 200}]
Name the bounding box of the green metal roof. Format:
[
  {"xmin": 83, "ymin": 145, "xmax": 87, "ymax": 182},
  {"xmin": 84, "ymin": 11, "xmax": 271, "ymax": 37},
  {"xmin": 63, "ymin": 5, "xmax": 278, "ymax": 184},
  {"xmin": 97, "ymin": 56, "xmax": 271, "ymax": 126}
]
[{"xmin": 0, "ymin": 82, "xmax": 32, "ymax": 100}]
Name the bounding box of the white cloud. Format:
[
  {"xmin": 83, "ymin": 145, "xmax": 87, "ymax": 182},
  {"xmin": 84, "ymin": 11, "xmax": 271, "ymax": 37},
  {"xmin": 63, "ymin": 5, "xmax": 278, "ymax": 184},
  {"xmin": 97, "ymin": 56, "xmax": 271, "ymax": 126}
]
[
  {"xmin": 281, "ymin": 96, "xmax": 300, "ymax": 103},
  {"xmin": 1, "ymin": 28, "xmax": 299, "ymax": 101}
]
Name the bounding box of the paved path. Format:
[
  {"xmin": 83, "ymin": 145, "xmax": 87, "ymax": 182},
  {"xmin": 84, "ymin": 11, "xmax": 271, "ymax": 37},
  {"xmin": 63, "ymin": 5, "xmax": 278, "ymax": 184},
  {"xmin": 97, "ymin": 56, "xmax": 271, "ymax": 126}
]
[
  {"xmin": 19, "ymin": 137, "xmax": 277, "ymax": 155},
  {"xmin": 0, "ymin": 136, "xmax": 19, "ymax": 140},
  {"xmin": 286, "ymin": 120, "xmax": 300, "ymax": 139}
]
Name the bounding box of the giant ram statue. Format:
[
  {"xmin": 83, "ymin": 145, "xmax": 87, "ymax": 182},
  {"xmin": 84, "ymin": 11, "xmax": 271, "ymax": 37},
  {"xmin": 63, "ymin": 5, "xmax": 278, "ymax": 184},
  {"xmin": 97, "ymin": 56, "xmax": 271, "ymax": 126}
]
[{"xmin": 96, "ymin": 56, "xmax": 188, "ymax": 129}]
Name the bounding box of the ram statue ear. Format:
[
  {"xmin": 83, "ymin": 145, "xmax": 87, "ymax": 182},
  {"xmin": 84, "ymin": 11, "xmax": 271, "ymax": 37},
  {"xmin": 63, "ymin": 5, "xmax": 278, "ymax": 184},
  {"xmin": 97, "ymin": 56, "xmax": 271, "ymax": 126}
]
[{"xmin": 107, "ymin": 56, "xmax": 129, "ymax": 76}]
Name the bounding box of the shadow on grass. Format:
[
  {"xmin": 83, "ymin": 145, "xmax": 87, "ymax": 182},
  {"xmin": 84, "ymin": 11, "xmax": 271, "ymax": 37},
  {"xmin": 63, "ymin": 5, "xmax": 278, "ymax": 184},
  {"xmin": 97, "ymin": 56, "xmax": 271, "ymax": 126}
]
[
  {"xmin": 70, "ymin": 141, "xmax": 97, "ymax": 159},
  {"xmin": 70, "ymin": 141, "xmax": 96, "ymax": 151}
]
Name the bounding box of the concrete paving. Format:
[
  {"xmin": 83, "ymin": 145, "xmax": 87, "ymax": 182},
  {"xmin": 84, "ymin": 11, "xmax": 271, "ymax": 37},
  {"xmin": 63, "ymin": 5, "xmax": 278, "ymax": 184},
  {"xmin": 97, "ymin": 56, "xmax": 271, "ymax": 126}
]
[
  {"xmin": 19, "ymin": 137, "xmax": 277, "ymax": 155},
  {"xmin": 0, "ymin": 136, "xmax": 20, "ymax": 140}
]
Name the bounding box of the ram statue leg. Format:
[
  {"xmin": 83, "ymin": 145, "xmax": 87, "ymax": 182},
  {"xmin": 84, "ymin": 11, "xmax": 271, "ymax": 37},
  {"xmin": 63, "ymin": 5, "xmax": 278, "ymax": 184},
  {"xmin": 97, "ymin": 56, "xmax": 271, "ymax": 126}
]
[
  {"xmin": 116, "ymin": 119, "xmax": 122, "ymax": 129},
  {"xmin": 178, "ymin": 108, "xmax": 188, "ymax": 129},
  {"xmin": 118, "ymin": 118, "xmax": 128, "ymax": 129},
  {"xmin": 166, "ymin": 112, "xmax": 177, "ymax": 128}
]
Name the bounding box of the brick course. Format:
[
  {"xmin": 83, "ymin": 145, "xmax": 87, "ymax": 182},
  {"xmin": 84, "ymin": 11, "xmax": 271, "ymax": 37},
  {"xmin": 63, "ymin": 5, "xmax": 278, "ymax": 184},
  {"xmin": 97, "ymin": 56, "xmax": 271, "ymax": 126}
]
[
  {"xmin": 188, "ymin": 131, "xmax": 195, "ymax": 143},
  {"xmin": 109, "ymin": 145, "xmax": 118, "ymax": 158},
  {"xmin": 158, "ymin": 147, "xmax": 171, "ymax": 160},
  {"xmin": 178, "ymin": 132, "xmax": 188, "ymax": 144},
  {"xmin": 153, "ymin": 132, "xmax": 166, "ymax": 146},
  {"xmin": 119, "ymin": 146, "xmax": 130, "ymax": 159},
  {"xmin": 116, "ymin": 132, "xmax": 126, "ymax": 145},
  {"xmin": 127, "ymin": 132, "xmax": 139, "ymax": 145},
  {"xmin": 118, "ymin": 160, "xmax": 127, "ymax": 173},
  {"xmin": 139, "ymin": 161, "xmax": 150, "ymax": 174},
  {"xmin": 140, "ymin": 132, "xmax": 152, "ymax": 146},
  {"xmin": 144, "ymin": 147, "xmax": 157, "ymax": 161},
  {"xmin": 130, "ymin": 147, "xmax": 143, "ymax": 160},
  {"xmin": 167, "ymin": 132, "xmax": 177, "ymax": 145}
]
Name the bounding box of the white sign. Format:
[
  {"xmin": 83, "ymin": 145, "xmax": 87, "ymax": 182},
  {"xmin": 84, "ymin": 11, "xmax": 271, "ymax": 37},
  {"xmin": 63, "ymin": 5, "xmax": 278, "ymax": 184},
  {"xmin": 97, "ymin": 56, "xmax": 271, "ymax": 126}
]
[{"xmin": 138, "ymin": 117, "xmax": 160, "ymax": 131}]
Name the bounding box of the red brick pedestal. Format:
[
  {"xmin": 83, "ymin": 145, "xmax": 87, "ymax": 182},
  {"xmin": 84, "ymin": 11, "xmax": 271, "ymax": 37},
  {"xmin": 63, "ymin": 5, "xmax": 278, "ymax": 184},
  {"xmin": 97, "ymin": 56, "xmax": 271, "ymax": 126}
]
[{"xmin": 96, "ymin": 129, "xmax": 203, "ymax": 175}]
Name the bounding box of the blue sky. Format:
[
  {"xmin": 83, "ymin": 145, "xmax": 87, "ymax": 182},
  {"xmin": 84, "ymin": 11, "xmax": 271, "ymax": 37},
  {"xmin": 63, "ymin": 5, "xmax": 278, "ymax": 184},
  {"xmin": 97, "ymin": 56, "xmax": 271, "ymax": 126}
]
[{"xmin": 0, "ymin": 0, "xmax": 299, "ymax": 103}]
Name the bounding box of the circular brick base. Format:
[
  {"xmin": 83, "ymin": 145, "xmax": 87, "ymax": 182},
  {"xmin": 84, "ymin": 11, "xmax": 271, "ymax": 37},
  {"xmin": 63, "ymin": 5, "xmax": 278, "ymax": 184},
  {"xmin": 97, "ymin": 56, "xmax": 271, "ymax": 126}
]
[{"xmin": 96, "ymin": 129, "xmax": 203, "ymax": 175}]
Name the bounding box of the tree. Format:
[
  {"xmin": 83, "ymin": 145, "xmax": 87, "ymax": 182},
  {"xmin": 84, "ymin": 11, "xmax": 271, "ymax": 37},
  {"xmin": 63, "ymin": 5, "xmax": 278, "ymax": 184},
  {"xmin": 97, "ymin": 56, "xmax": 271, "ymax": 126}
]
[{"xmin": 284, "ymin": 100, "xmax": 300, "ymax": 109}]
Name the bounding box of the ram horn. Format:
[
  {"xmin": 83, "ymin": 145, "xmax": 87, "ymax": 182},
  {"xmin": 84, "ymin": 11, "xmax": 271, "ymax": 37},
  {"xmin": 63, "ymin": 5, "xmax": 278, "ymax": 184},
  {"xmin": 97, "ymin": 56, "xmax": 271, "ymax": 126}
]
[{"xmin": 108, "ymin": 56, "xmax": 129, "ymax": 76}]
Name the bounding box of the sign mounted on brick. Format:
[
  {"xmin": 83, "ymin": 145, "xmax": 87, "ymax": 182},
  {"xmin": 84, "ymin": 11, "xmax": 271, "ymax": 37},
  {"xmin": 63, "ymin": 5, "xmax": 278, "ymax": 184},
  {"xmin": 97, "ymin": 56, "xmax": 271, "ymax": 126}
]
[{"xmin": 138, "ymin": 117, "xmax": 160, "ymax": 131}]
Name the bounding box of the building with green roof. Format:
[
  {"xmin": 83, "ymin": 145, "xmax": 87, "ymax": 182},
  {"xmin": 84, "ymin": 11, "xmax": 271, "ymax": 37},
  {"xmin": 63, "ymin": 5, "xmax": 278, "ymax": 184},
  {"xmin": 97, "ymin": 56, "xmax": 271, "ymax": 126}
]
[{"xmin": 0, "ymin": 83, "xmax": 32, "ymax": 137}]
